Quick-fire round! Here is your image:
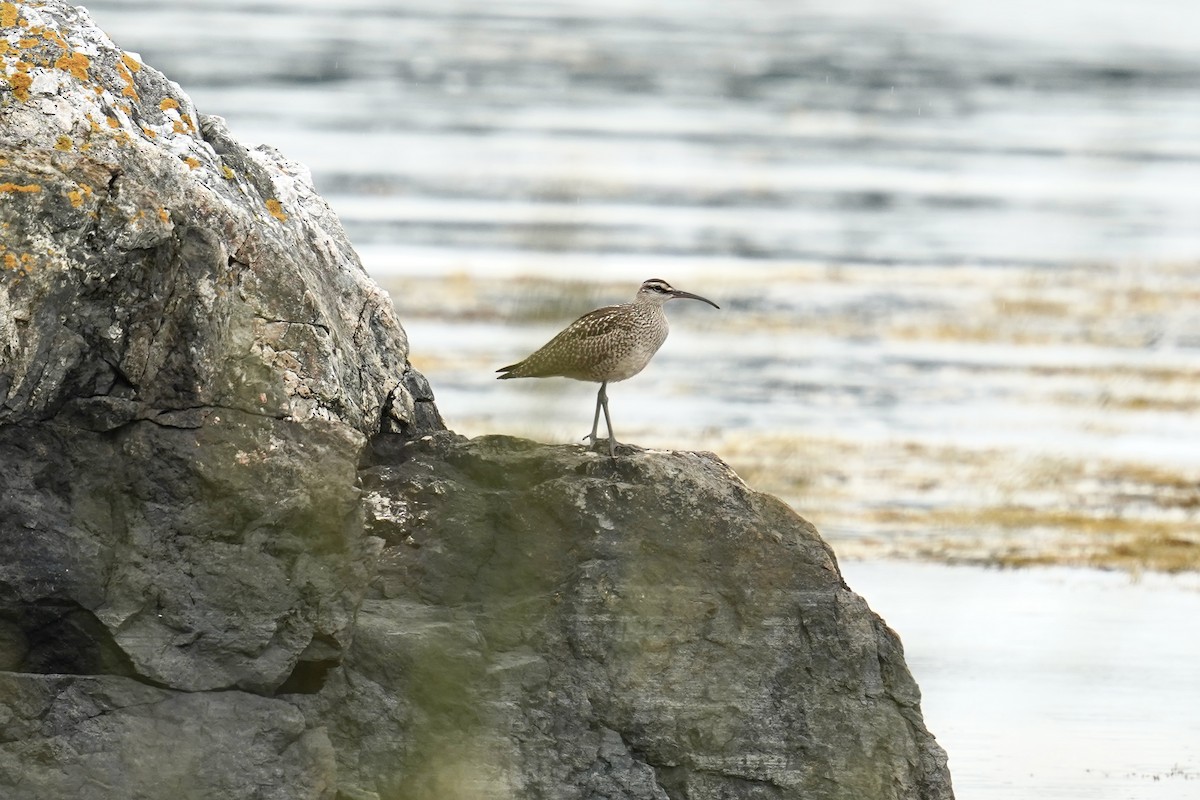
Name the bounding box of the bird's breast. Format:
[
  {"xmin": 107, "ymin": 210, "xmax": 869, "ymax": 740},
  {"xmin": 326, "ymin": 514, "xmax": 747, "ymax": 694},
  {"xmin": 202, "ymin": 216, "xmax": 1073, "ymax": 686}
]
[{"xmin": 597, "ymin": 322, "xmax": 669, "ymax": 382}]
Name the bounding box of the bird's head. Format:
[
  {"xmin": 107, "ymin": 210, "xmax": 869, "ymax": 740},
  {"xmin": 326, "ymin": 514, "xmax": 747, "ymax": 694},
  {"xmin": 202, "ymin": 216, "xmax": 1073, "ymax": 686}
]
[{"xmin": 636, "ymin": 278, "xmax": 720, "ymax": 309}]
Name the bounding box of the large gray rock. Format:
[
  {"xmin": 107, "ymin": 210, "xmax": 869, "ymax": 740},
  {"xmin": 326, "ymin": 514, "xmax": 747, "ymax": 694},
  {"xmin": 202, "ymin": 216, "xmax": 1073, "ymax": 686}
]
[
  {"xmin": 296, "ymin": 433, "xmax": 952, "ymax": 800},
  {"xmin": 1, "ymin": 2, "xmax": 952, "ymax": 798}
]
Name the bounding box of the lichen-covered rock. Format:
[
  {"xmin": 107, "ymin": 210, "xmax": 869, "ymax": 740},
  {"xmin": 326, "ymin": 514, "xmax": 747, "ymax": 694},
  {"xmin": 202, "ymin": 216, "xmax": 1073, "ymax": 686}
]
[
  {"xmin": 303, "ymin": 433, "xmax": 953, "ymax": 800},
  {"xmin": 0, "ymin": 0, "xmax": 437, "ymax": 434},
  {"xmin": 2, "ymin": 2, "xmax": 437, "ymax": 794}
]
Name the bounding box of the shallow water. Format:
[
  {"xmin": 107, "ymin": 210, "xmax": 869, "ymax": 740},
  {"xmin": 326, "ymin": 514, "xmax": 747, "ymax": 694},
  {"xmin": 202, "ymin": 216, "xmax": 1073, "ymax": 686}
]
[
  {"xmin": 842, "ymin": 560, "xmax": 1200, "ymax": 800},
  {"xmin": 74, "ymin": 2, "xmax": 1200, "ymax": 796}
]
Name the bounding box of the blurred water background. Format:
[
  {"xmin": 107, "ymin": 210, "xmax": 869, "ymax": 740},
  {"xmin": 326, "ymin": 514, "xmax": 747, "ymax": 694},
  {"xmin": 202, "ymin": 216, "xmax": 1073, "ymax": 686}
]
[{"xmin": 80, "ymin": 1, "xmax": 1199, "ymax": 797}]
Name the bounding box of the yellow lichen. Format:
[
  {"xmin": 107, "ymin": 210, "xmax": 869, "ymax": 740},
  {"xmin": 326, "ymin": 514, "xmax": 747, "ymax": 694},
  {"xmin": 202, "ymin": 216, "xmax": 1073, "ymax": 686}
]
[
  {"xmin": 159, "ymin": 97, "xmax": 180, "ymax": 111},
  {"xmin": 1, "ymin": 251, "xmax": 35, "ymax": 277},
  {"xmin": 0, "ymin": 3, "xmax": 19, "ymax": 28},
  {"xmin": 141, "ymin": 126, "xmax": 157, "ymax": 139},
  {"xmin": 66, "ymin": 183, "xmax": 92, "ymax": 208},
  {"xmin": 184, "ymin": 156, "xmax": 201, "ymax": 169},
  {"xmin": 121, "ymin": 53, "xmax": 141, "ymax": 73},
  {"xmin": 105, "ymin": 116, "xmax": 119, "ymax": 128},
  {"xmin": 41, "ymin": 28, "xmax": 67, "ymax": 50},
  {"xmin": 266, "ymin": 198, "xmax": 288, "ymax": 222},
  {"xmin": 220, "ymin": 164, "xmax": 235, "ymax": 180},
  {"xmin": 54, "ymin": 51, "xmax": 90, "ymax": 81},
  {"xmin": 7, "ymin": 67, "xmax": 32, "ymax": 101},
  {"xmin": 0, "ymin": 183, "xmax": 41, "ymax": 194},
  {"xmin": 157, "ymin": 207, "xmax": 169, "ymax": 223},
  {"xmin": 116, "ymin": 60, "xmax": 138, "ymax": 100},
  {"xmin": 53, "ymin": 134, "xmax": 72, "ymax": 151}
]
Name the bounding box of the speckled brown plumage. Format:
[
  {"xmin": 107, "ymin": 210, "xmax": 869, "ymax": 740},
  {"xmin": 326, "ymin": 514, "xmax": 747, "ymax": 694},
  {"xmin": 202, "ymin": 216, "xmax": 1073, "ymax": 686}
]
[{"xmin": 497, "ymin": 278, "xmax": 719, "ymax": 457}]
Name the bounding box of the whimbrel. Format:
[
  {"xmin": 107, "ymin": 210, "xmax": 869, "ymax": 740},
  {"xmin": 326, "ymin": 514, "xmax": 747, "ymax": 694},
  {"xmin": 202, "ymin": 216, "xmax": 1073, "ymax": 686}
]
[{"xmin": 496, "ymin": 278, "xmax": 720, "ymax": 457}]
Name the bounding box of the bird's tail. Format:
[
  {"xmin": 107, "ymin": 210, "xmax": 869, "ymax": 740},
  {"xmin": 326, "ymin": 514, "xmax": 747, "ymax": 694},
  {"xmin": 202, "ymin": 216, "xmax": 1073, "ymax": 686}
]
[{"xmin": 495, "ymin": 363, "xmax": 522, "ymax": 379}]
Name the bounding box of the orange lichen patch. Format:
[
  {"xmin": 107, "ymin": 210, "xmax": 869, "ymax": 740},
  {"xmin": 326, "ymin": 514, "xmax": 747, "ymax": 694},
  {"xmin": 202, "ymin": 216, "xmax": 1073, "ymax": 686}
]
[
  {"xmin": 1, "ymin": 3, "xmax": 19, "ymax": 28},
  {"xmin": 4, "ymin": 53, "xmax": 34, "ymax": 100},
  {"xmin": 66, "ymin": 183, "xmax": 93, "ymax": 208},
  {"xmin": 54, "ymin": 51, "xmax": 90, "ymax": 81},
  {"xmin": 116, "ymin": 60, "xmax": 138, "ymax": 100},
  {"xmin": 141, "ymin": 126, "xmax": 157, "ymax": 138},
  {"xmin": 113, "ymin": 53, "xmax": 138, "ymax": 98},
  {"xmin": 179, "ymin": 112, "xmax": 195, "ymax": 132},
  {"xmin": 171, "ymin": 120, "xmax": 186, "ymax": 134},
  {"xmin": 105, "ymin": 116, "xmax": 119, "ymax": 128},
  {"xmin": 266, "ymin": 199, "xmax": 288, "ymax": 222},
  {"xmin": 2, "ymin": 251, "xmax": 36, "ymax": 277},
  {"xmin": 18, "ymin": 37, "xmax": 38, "ymax": 48},
  {"xmin": 53, "ymin": 134, "xmax": 72, "ymax": 151},
  {"xmin": 6, "ymin": 67, "xmax": 33, "ymax": 101},
  {"xmin": 0, "ymin": 182, "xmax": 41, "ymax": 194},
  {"xmin": 157, "ymin": 207, "xmax": 169, "ymax": 223},
  {"xmin": 159, "ymin": 97, "xmax": 180, "ymax": 111},
  {"xmin": 220, "ymin": 164, "xmax": 235, "ymax": 180},
  {"xmin": 184, "ymin": 156, "xmax": 201, "ymax": 169},
  {"xmin": 41, "ymin": 28, "xmax": 68, "ymax": 50}
]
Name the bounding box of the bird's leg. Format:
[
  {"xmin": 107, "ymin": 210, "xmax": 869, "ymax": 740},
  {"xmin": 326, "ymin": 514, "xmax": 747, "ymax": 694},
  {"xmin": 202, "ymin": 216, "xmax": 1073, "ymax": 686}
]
[
  {"xmin": 581, "ymin": 382, "xmax": 617, "ymax": 457},
  {"xmin": 599, "ymin": 382, "xmax": 617, "ymax": 458},
  {"xmin": 583, "ymin": 381, "xmax": 605, "ymax": 446}
]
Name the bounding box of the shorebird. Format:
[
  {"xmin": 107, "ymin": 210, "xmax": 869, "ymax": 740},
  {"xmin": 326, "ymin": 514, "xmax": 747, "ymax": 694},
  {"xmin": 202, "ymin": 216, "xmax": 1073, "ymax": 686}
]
[{"xmin": 496, "ymin": 278, "xmax": 720, "ymax": 457}]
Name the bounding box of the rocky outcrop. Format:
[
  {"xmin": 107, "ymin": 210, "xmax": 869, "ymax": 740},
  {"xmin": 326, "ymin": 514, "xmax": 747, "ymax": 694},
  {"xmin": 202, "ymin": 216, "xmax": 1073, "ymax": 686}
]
[
  {"xmin": 1, "ymin": 3, "xmax": 952, "ymax": 799},
  {"xmin": 304, "ymin": 433, "xmax": 952, "ymax": 800}
]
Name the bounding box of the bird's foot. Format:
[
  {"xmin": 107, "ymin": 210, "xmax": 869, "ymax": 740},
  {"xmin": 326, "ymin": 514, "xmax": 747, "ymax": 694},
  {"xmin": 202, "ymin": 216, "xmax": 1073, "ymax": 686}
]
[{"xmin": 581, "ymin": 433, "xmax": 619, "ymax": 459}]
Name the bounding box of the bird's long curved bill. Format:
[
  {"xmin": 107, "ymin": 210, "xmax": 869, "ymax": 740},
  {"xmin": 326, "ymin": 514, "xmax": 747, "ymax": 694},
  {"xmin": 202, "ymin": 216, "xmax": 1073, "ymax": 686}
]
[{"xmin": 670, "ymin": 290, "xmax": 720, "ymax": 309}]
